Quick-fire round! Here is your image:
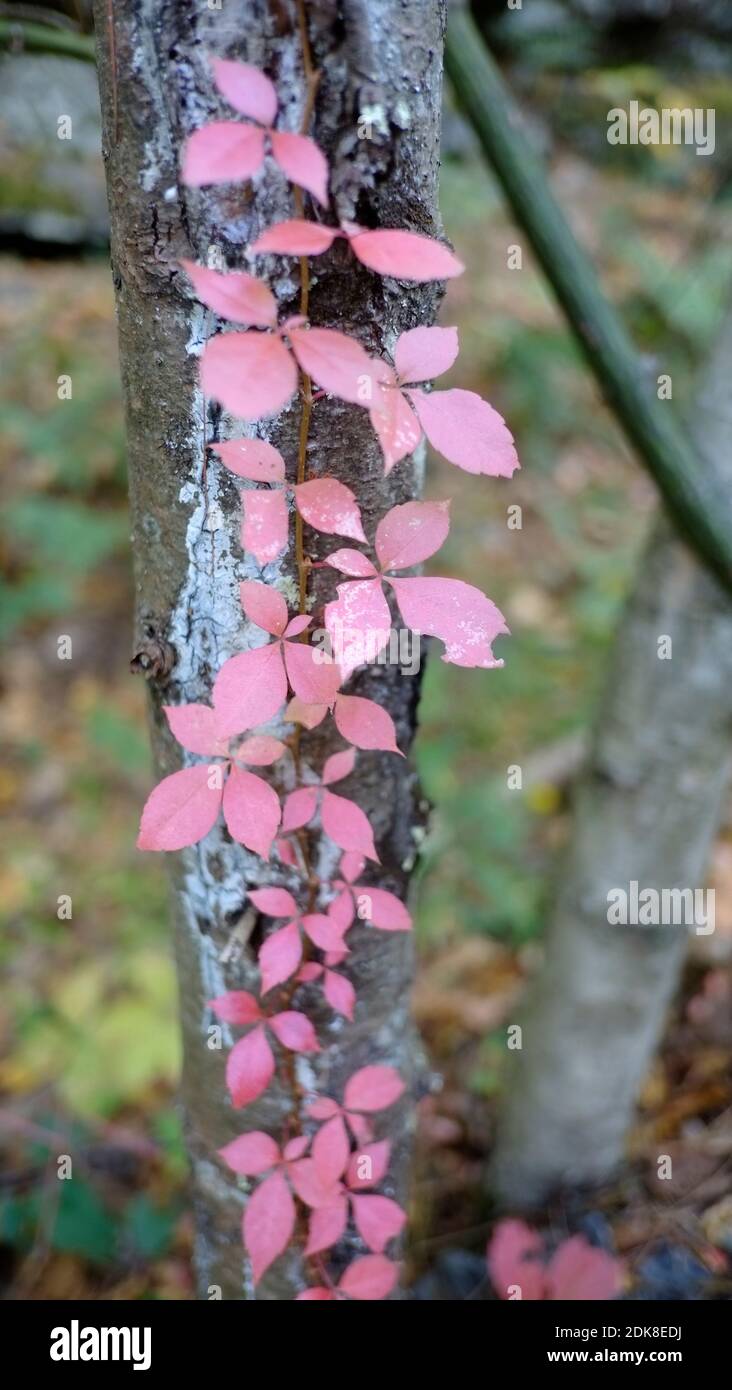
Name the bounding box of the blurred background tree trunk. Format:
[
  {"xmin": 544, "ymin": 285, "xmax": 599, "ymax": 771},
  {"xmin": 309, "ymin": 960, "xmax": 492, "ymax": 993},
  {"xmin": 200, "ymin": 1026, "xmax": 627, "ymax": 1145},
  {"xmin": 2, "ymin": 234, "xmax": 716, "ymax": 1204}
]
[
  {"xmin": 492, "ymin": 302, "xmax": 732, "ymax": 1205},
  {"xmin": 93, "ymin": 0, "xmax": 446, "ymax": 1298}
]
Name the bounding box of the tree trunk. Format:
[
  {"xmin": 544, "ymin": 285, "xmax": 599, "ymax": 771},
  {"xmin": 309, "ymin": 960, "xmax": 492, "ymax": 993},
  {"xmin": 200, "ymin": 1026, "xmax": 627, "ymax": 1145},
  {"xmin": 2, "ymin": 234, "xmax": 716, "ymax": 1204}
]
[
  {"xmin": 93, "ymin": 0, "xmax": 445, "ymax": 1298},
  {"xmin": 492, "ymin": 305, "xmax": 732, "ymax": 1206}
]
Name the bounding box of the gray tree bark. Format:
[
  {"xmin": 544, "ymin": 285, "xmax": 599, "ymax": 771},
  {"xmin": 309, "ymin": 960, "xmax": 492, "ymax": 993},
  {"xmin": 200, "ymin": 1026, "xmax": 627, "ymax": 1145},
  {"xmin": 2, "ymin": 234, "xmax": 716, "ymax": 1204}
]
[
  {"xmin": 93, "ymin": 0, "xmax": 446, "ymax": 1298},
  {"xmin": 492, "ymin": 304, "xmax": 732, "ymax": 1205}
]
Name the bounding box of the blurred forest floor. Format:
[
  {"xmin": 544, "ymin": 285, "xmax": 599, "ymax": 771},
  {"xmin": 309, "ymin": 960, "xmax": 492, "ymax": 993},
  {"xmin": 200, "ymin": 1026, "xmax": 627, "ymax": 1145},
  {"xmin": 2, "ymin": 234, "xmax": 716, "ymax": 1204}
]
[{"xmin": 2, "ymin": 54, "xmax": 732, "ymax": 1298}]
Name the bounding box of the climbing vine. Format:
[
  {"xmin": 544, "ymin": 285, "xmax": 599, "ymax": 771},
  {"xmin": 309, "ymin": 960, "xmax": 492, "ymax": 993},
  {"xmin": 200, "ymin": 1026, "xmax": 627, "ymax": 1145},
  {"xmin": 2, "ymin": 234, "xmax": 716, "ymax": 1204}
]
[{"xmin": 136, "ymin": 43, "xmax": 518, "ymax": 1301}]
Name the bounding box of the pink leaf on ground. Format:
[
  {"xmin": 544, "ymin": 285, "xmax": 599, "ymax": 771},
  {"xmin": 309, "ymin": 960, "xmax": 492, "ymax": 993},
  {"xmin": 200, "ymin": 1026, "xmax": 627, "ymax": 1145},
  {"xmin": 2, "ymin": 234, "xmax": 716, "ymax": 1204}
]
[
  {"xmin": 334, "ymin": 694, "xmax": 401, "ymax": 754},
  {"xmin": 338, "ymin": 1254, "xmax": 399, "ymax": 1300},
  {"xmin": 346, "ymin": 1140, "xmax": 391, "ymax": 1190},
  {"xmin": 269, "ymin": 1010, "xmax": 320, "ymax": 1053},
  {"xmin": 361, "ymin": 888, "xmax": 411, "ymax": 932},
  {"xmin": 312, "ymin": 1114, "xmax": 350, "ymax": 1186},
  {"xmin": 394, "ymin": 325, "xmax": 459, "ymax": 383},
  {"xmin": 163, "ymin": 703, "xmax": 225, "ymax": 757},
  {"xmin": 281, "ymin": 786, "xmax": 319, "ymax": 832},
  {"xmin": 182, "ymin": 121, "xmax": 266, "ymax": 186},
  {"xmin": 289, "ymin": 326, "xmax": 377, "ymax": 405},
  {"xmin": 201, "ymin": 331, "xmax": 297, "ymax": 420},
  {"xmin": 219, "ymin": 1131, "xmax": 280, "ymax": 1176},
  {"xmin": 352, "ymin": 1194, "xmax": 406, "ymax": 1253},
  {"xmin": 251, "ymin": 219, "xmax": 339, "ymax": 256},
  {"xmin": 239, "ymin": 580, "xmax": 288, "ymax": 636},
  {"xmin": 322, "ymin": 747, "xmax": 356, "ymax": 785},
  {"xmin": 348, "ymin": 227, "xmax": 464, "ymax": 281},
  {"xmin": 323, "ymin": 968, "xmax": 355, "ymax": 1020},
  {"xmin": 368, "ymin": 370, "xmax": 423, "ymax": 473},
  {"xmin": 324, "ymin": 577, "xmax": 392, "ymax": 682},
  {"xmin": 546, "ymin": 1236, "xmax": 623, "ymax": 1301},
  {"xmin": 270, "ymin": 131, "xmax": 329, "ymax": 207},
  {"xmin": 283, "ymin": 639, "xmax": 341, "ymax": 706},
  {"xmin": 226, "ymin": 1024, "xmax": 275, "ymax": 1107},
  {"xmin": 305, "ymin": 1197, "xmax": 349, "ymax": 1256},
  {"xmin": 322, "ymin": 790, "xmax": 379, "ymax": 862},
  {"xmin": 213, "ymin": 643, "xmax": 287, "ymax": 737},
  {"xmin": 180, "ymin": 259, "xmax": 277, "ymax": 327},
  {"xmin": 208, "ymin": 990, "xmax": 262, "ymax": 1025},
  {"xmin": 294, "ymin": 478, "xmax": 366, "ymax": 541},
  {"xmin": 241, "ymin": 489, "xmax": 288, "ymax": 565},
  {"xmin": 243, "ymin": 1170, "xmax": 296, "ymax": 1284},
  {"xmin": 212, "ymin": 59, "xmax": 278, "ymax": 126},
  {"xmin": 487, "ymin": 1220, "xmax": 546, "ymax": 1301},
  {"xmin": 390, "ymin": 575, "xmax": 509, "ymax": 669},
  {"xmin": 236, "ymin": 735, "xmax": 286, "ymax": 767},
  {"xmin": 248, "ymin": 887, "xmax": 298, "ymax": 917},
  {"xmin": 211, "ymin": 437, "xmax": 285, "ymax": 482},
  {"xmin": 137, "ymin": 765, "xmax": 223, "ymax": 851},
  {"xmin": 375, "ymin": 499, "xmax": 450, "ymax": 571},
  {"xmin": 222, "ymin": 765, "xmax": 280, "ymax": 859},
  {"xmin": 259, "ymin": 921, "xmax": 302, "ymax": 994},
  {"xmin": 345, "ymin": 1065, "xmax": 405, "ymax": 1113},
  {"xmin": 409, "ymin": 387, "xmax": 520, "ymax": 477}
]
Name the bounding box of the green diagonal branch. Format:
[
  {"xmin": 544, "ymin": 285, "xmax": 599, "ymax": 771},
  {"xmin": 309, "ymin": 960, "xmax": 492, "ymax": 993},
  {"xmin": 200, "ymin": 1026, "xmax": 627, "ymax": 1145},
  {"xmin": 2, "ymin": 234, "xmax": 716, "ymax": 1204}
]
[
  {"xmin": 0, "ymin": 18, "xmax": 95, "ymax": 62},
  {"xmin": 445, "ymin": 6, "xmax": 732, "ymax": 594}
]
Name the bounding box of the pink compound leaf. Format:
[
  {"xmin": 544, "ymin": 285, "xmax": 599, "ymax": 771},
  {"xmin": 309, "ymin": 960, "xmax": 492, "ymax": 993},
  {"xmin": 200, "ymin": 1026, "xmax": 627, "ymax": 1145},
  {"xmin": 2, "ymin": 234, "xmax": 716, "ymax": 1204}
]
[
  {"xmin": 352, "ymin": 1194, "xmax": 406, "ymax": 1254},
  {"xmin": 182, "ymin": 121, "xmax": 266, "ymax": 186},
  {"xmin": 243, "ymin": 1170, "xmax": 296, "ymax": 1285},
  {"xmin": 208, "ymin": 990, "xmax": 263, "ymax": 1025},
  {"xmin": 226, "ymin": 1024, "xmax": 275, "ymax": 1108},
  {"xmin": 210, "ymin": 437, "xmax": 286, "ymax": 483},
  {"xmin": 270, "ymin": 130, "xmax": 329, "ymax": 207},
  {"xmin": 375, "ymin": 499, "xmax": 450, "ymax": 571},
  {"xmin": 241, "ymin": 489, "xmax": 289, "ymax": 566},
  {"xmin": 251, "ymin": 219, "xmax": 339, "ymax": 256},
  {"xmin": 259, "ymin": 921, "xmax": 303, "ymax": 994},
  {"xmin": 347, "ymin": 226, "xmax": 464, "ymax": 282},
  {"xmin": 344, "ymin": 1065, "xmax": 405, "ymax": 1113},
  {"xmin": 338, "ymin": 1254, "xmax": 399, "ymax": 1300},
  {"xmin": 322, "ymin": 789, "xmax": 379, "ymax": 862},
  {"xmin": 213, "ymin": 644, "xmax": 287, "ymax": 738},
  {"xmin": 201, "ymin": 331, "xmax": 297, "ymax": 420},
  {"xmin": 294, "ymin": 478, "xmax": 366, "ymax": 542},
  {"xmin": 219, "ymin": 1131, "xmax": 280, "ymax": 1176},
  {"xmin": 394, "ymin": 325, "xmax": 459, "ymax": 383},
  {"xmin": 269, "ymin": 1010, "xmax": 320, "ymax": 1053},
  {"xmin": 212, "ymin": 59, "xmax": 278, "ymax": 126},
  {"xmin": 389, "ymin": 575, "xmax": 509, "ymax": 669},
  {"xmin": 180, "ymin": 259, "xmax": 277, "ymax": 328},
  {"xmin": 137, "ymin": 764, "xmax": 223, "ymax": 852},
  {"xmin": 222, "ymin": 764, "xmax": 280, "ymax": 859},
  {"xmin": 409, "ymin": 387, "xmax": 520, "ymax": 478}
]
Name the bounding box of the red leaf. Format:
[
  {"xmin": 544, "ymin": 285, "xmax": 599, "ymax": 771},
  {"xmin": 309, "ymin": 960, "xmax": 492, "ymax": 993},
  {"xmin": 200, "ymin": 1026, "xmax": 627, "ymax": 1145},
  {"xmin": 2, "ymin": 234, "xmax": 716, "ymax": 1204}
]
[
  {"xmin": 211, "ymin": 437, "xmax": 285, "ymax": 482},
  {"xmin": 226, "ymin": 1024, "xmax": 275, "ymax": 1107},
  {"xmin": 212, "ymin": 59, "xmax": 278, "ymax": 126},
  {"xmin": 338, "ymin": 1254, "xmax": 399, "ymax": 1300},
  {"xmin": 375, "ymin": 499, "xmax": 450, "ymax": 571},
  {"xmin": 344, "ymin": 1065, "xmax": 405, "ymax": 1113},
  {"xmin": 212, "ymin": 643, "xmax": 287, "ymax": 737},
  {"xmin": 180, "ymin": 259, "xmax": 277, "ymax": 327},
  {"xmin": 259, "ymin": 921, "xmax": 302, "ymax": 994},
  {"xmin": 239, "ymin": 579, "xmax": 288, "ymax": 636},
  {"xmin": 243, "ymin": 1170, "xmax": 296, "ymax": 1284},
  {"xmin": 222, "ymin": 765, "xmax": 280, "ymax": 859},
  {"xmin": 182, "ymin": 121, "xmax": 266, "ymax": 186},
  {"xmin": 270, "ymin": 130, "xmax": 329, "ymax": 207},
  {"xmin": 219, "ymin": 1131, "xmax": 280, "ymax": 1175},
  {"xmin": 241, "ymin": 489, "xmax": 288, "ymax": 566},
  {"xmin": 322, "ymin": 789, "xmax": 379, "ymax": 862},
  {"xmin": 269, "ymin": 1010, "xmax": 319, "ymax": 1053},
  {"xmin": 201, "ymin": 331, "xmax": 297, "ymax": 420},
  {"xmin": 294, "ymin": 477, "xmax": 366, "ymax": 542},
  {"xmin": 137, "ymin": 765, "xmax": 223, "ymax": 851},
  {"xmin": 252, "ymin": 219, "xmax": 339, "ymax": 256},
  {"xmin": 352, "ymin": 1194, "xmax": 406, "ymax": 1253},
  {"xmin": 389, "ymin": 575, "xmax": 509, "ymax": 669},
  {"xmin": 347, "ymin": 226, "xmax": 463, "ymax": 281}
]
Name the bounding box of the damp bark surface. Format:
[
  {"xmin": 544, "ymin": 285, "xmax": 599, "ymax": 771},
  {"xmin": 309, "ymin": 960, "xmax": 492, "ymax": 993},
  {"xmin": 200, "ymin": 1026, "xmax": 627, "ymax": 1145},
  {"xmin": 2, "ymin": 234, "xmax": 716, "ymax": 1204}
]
[{"xmin": 93, "ymin": 0, "xmax": 446, "ymax": 1298}]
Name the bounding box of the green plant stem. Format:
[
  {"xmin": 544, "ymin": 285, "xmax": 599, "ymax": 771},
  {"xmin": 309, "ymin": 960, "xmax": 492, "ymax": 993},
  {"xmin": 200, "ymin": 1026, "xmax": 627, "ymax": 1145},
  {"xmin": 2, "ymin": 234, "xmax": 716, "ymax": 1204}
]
[{"xmin": 0, "ymin": 18, "xmax": 95, "ymax": 61}]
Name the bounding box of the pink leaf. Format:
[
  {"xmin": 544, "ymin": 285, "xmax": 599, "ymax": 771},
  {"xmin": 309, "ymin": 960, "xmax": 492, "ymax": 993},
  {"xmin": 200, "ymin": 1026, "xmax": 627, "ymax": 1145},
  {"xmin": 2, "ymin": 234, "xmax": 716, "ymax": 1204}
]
[
  {"xmin": 201, "ymin": 331, "xmax": 297, "ymax": 420},
  {"xmin": 546, "ymin": 1236, "xmax": 622, "ymax": 1301},
  {"xmin": 180, "ymin": 259, "xmax": 277, "ymax": 328},
  {"xmin": 307, "ymin": 1098, "xmax": 340, "ymax": 1121},
  {"xmin": 259, "ymin": 921, "xmax": 302, "ymax": 994},
  {"xmin": 305, "ymin": 1197, "xmax": 348, "ymax": 1256},
  {"xmin": 346, "ymin": 1140, "xmax": 391, "ymax": 1190},
  {"xmin": 237, "ymin": 735, "xmax": 286, "ymax": 767},
  {"xmin": 222, "ymin": 765, "xmax": 280, "ymax": 859},
  {"xmin": 182, "ymin": 121, "xmax": 266, "ymax": 186},
  {"xmin": 239, "ymin": 580, "xmax": 288, "ymax": 636},
  {"xmin": 283, "ymin": 639, "xmax": 341, "ymax": 706},
  {"xmin": 334, "ymin": 694, "xmax": 401, "ymax": 754},
  {"xmin": 296, "ymin": 1287, "xmax": 334, "ymax": 1301},
  {"xmin": 409, "ymin": 387, "xmax": 519, "ymax": 477},
  {"xmin": 322, "ymin": 789, "xmax": 378, "ymax": 862},
  {"xmin": 287, "ymin": 1157, "xmax": 339, "ymax": 1209},
  {"xmin": 323, "ymin": 968, "xmax": 355, "ymax": 1020},
  {"xmin": 211, "ymin": 437, "xmax": 285, "ymax": 482},
  {"xmin": 241, "ymin": 489, "xmax": 288, "ymax": 566},
  {"xmin": 390, "ymin": 575, "xmax": 509, "ymax": 669},
  {"xmin": 361, "ymin": 888, "xmax": 411, "ymax": 932},
  {"xmin": 289, "ymin": 326, "xmax": 377, "ymax": 405},
  {"xmin": 339, "ymin": 852, "xmax": 366, "ymax": 884},
  {"xmin": 276, "ymin": 837, "xmax": 298, "ymax": 867},
  {"xmin": 243, "ymin": 1170, "xmax": 296, "ymax": 1284},
  {"xmin": 283, "ymin": 614, "xmax": 312, "ymax": 639},
  {"xmin": 286, "ymin": 697, "xmax": 326, "ymax": 730},
  {"xmin": 488, "ymin": 1220, "xmax": 546, "ymax": 1301},
  {"xmin": 270, "ymin": 130, "xmax": 329, "ymax": 207},
  {"xmin": 219, "ymin": 1131, "xmax": 280, "ymax": 1176},
  {"xmin": 368, "ymin": 372, "xmax": 423, "ymax": 473},
  {"xmin": 352, "ymin": 1194, "xmax": 406, "ymax": 1253},
  {"xmin": 326, "ymin": 889, "xmax": 355, "ymax": 934},
  {"xmin": 339, "ymin": 1254, "xmax": 399, "ymax": 1300},
  {"xmin": 281, "ymin": 786, "xmax": 318, "ymax": 832},
  {"xmin": 226, "ymin": 1024, "xmax": 275, "ymax": 1107},
  {"xmin": 348, "ymin": 226, "xmax": 464, "ymax": 281},
  {"xmin": 208, "ymin": 990, "xmax": 262, "ymax": 1025},
  {"xmin": 302, "ymin": 912, "xmax": 349, "ymax": 952},
  {"xmin": 344, "ymin": 1065, "xmax": 405, "ymax": 1113},
  {"xmin": 163, "ymin": 703, "xmax": 225, "ymax": 756},
  {"xmin": 248, "ymin": 887, "xmax": 298, "ymax": 917},
  {"xmin": 312, "ymin": 1115, "xmax": 350, "ymax": 1186},
  {"xmin": 283, "ymin": 1135, "xmax": 309, "ymax": 1162},
  {"xmin": 324, "ymin": 548, "xmax": 378, "ymax": 578},
  {"xmin": 322, "ymin": 747, "xmax": 356, "ymax": 785},
  {"xmin": 269, "ymin": 1010, "xmax": 319, "ymax": 1053},
  {"xmin": 213, "ymin": 643, "xmax": 287, "ymax": 736},
  {"xmin": 251, "ymin": 219, "xmax": 339, "ymax": 256},
  {"xmin": 394, "ymin": 325, "xmax": 459, "ymax": 384},
  {"xmin": 137, "ymin": 765, "xmax": 223, "ymax": 851},
  {"xmin": 212, "ymin": 59, "xmax": 278, "ymax": 126},
  {"xmin": 375, "ymin": 499, "xmax": 450, "ymax": 571},
  {"xmin": 324, "ymin": 577, "xmax": 392, "ymax": 682},
  {"xmin": 294, "ymin": 478, "xmax": 366, "ymax": 542}
]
